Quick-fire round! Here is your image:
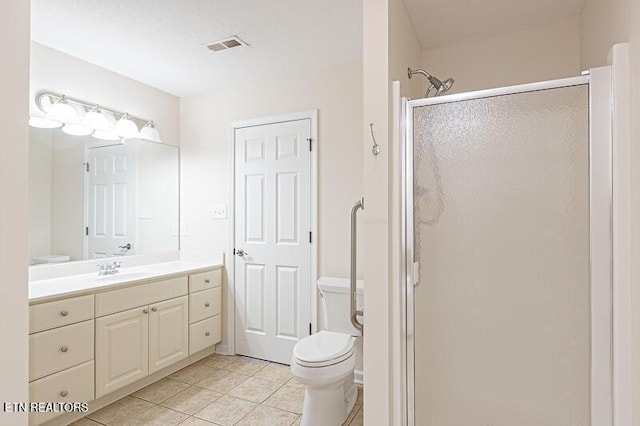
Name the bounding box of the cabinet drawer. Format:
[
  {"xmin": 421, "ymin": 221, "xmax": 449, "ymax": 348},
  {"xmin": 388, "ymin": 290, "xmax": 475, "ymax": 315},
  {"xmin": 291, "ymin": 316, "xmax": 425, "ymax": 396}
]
[
  {"xmin": 29, "ymin": 361, "xmax": 94, "ymax": 426},
  {"xmin": 29, "ymin": 320, "xmax": 94, "ymax": 382},
  {"xmin": 29, "ymin": 295, "xmax": 94, "ymax": 334},
  {"xmin": 189, "ymin": 288, "xmax": 221, "ymax": 324},
  {"xmin": 189, "ymin": 269, "xmax": 222, "ymax": 293},
  {"xmin": 96, "ymin": 276, "xmax": 187, "ymax": 317},
  {"xmin": 189, "ymin": 315, "xmax": 221, "ymax": 355}
]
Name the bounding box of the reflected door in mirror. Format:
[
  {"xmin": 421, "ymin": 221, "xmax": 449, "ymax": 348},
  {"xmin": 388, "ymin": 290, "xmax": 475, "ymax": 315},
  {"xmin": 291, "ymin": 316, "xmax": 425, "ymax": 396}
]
[{"xmin": 87, "ymin": 144, "xmax": 135, "ymax": 258}]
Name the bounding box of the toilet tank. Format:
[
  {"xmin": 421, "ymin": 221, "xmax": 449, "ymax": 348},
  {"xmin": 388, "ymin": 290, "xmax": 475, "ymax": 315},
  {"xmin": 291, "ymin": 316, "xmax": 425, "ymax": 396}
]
[{"xmin": 318, "ymin": 277, "xmax": 364, "ymax": 336}]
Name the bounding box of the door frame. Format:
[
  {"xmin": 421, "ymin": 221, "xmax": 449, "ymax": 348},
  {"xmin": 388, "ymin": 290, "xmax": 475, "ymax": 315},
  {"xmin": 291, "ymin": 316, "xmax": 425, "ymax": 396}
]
[
  {"xmin": 402, "ymin": 73, "xmax": 615, "ymax": 425},
  {"xmin": 225, "ymin": 109, "xmax": 318, "ymax": 357}
]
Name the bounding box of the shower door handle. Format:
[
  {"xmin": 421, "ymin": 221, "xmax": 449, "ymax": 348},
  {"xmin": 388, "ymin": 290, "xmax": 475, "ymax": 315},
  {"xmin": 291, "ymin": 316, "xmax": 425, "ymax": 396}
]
[{"xmin": 350, "ymin": 198, "xmax": 364, "ymax": 333}]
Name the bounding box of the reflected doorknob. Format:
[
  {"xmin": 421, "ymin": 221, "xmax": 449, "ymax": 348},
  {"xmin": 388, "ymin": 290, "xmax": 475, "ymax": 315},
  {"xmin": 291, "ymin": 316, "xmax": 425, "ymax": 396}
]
[
  {"xmin": 235, "ymin": 249, "xmax": 247, "ymax": 257},
  {"xmin": 118, "ymin": 243, "xmax": 132, "ymax": 250}
]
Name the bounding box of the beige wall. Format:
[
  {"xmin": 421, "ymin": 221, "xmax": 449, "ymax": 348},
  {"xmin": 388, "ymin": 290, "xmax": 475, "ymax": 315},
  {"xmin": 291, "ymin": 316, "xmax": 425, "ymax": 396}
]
[
  {"xmin": 579, "ymin": 0, "xmax": 640, "ymax": 424},
  {"xmin": 422, "ymin": 17, "xmax": 582, "ymax": 94},
  {"xmin": 30, "ymin": 43, "xmax": 180, "ymax": 147},
  {"xmin": 360, "ymin": 0, "xmax": 424, "ymax": 422},
  {"xmin": 180, "ymin": 60, "xmax": 363, "ymax": 346},
  {"xmin": 0, "ymin": 0, "xmax": 30, "ymax": 424}
]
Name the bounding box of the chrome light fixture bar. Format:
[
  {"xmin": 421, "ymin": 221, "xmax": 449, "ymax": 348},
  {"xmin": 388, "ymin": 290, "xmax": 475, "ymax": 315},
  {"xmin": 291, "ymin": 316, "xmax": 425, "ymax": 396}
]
[{"xmin": 32, "ymin": 92, "xmax": 161, "ymax": 142}]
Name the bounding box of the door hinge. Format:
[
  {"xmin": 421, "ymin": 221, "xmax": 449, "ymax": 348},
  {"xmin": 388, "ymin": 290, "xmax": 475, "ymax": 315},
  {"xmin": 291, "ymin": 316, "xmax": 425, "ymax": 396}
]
[
  {"xmin": 309, "ymin": 323, "xmax": 312, "ymax": 335},
  {"xmin": 83, "ymin": 162, "xmax": 89, "ymax": 172},
  {"xmin": 85, "ymin": 226, "xmax": 89, "ymax": 236},
  {"xmin": 413, "ymin": 261, "xmax": 420, "ymax": 286},
  {"xmin": 307, "ymin": 138, "xmax": 312, "ymax": 151},
  {"xmin": 309, "ymin": 232, "xmax": 312, "ymax": 243}
]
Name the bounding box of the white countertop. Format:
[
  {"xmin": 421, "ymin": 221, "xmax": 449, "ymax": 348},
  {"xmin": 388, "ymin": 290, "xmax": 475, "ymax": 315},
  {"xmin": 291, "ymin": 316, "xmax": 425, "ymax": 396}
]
[{"xmin": 29, "ymin": 254, "xmax": 224, "ymax": 304}]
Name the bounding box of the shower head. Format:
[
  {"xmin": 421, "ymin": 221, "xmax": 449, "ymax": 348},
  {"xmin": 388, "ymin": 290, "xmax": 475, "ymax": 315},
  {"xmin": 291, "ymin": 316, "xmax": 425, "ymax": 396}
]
[{"xmin": 408, "ymin": 67, "xmax": 454, "ymax": 97}]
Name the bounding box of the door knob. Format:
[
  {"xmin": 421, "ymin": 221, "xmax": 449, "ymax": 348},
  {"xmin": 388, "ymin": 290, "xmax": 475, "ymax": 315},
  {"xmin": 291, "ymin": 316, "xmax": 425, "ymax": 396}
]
[
  {"xmin": 118, "ymin": 243, "xmax": 132, "ymax": 250},
  {"xmin": 235, "ymin": 249, "xmax": 247, "ymax": 257}
]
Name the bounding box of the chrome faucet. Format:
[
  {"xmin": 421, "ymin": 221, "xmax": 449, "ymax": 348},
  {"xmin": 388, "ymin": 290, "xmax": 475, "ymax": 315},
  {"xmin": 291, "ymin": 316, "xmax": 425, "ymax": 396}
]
[{"xmin": 98, "ymin": 261, "xmax": 122, "ymax": 276}]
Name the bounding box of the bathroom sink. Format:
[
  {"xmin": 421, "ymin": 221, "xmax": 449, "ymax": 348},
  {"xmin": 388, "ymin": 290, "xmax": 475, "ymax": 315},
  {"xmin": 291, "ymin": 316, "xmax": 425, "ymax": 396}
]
[{"xmin": 95, "ymin": 272, "xmax": 152, "ymax": 282}]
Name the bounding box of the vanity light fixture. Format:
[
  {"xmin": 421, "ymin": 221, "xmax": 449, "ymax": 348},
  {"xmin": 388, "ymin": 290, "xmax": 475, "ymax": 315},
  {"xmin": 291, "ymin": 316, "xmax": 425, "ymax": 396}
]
[
  {"xmin": 81, "ymin": 106, "xmax": 110, "ymax": 132},
  {"xmin": 114, "ymin": 114, "xmax": 140, "ymax": 139},
  {"xmin": 29, "ymin": 116, "xmax": 63, "ymax": 129},
  {"xmin": 32, "ymin": 92, "xmax": 162, "ymax": 142},
  {"xmin": 92, "ymin": 130, "xmax": 121, "ymax": 141},
  {"xmin": 46, "ymin": 96, "xmax": 78, "ymax": 123},
  {"xmin": 62, "ymin": 123, "xmax": 93, "ymax": 136},
  {"xmin": 139, "ymin": 121, "xmax": 161, "ymax": 143}
]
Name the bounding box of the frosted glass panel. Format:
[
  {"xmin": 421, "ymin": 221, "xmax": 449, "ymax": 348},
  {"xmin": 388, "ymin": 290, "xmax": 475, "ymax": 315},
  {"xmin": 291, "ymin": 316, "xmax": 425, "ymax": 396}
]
[{"xmin": 413, "ymin": 85, "xmax": 590, "ymax": 426}]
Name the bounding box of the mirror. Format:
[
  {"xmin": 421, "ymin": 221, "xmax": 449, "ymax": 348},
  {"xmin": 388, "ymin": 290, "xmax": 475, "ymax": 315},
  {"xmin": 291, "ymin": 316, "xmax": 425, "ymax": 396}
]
[{"xmin": 28, "ymin": 127, "xmax": 179, "ymax": 265}]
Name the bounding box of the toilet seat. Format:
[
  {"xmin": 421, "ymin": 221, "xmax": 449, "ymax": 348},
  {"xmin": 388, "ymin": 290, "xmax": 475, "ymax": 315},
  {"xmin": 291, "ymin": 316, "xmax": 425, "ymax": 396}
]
[{"xmin": 293, "ymin": 331, "xmax": 354, "ymax": 368}]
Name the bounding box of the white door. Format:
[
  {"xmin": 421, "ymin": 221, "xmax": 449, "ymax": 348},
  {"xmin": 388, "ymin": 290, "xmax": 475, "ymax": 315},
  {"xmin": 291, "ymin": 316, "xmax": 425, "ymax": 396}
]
[
  {"xmin": 86, "ymin": 144, "xmax": 136, "ymax": 258},
  {"xmin": 234, "ymin": 118, "xmax": 312, "ymax": 364},
  {"xmin": 95, "ymin": 306, "xmax": 149, "ymax": 398},
  {"xmin": 149, "ymin": 296, "xmax": 189, "ymax": 374}
]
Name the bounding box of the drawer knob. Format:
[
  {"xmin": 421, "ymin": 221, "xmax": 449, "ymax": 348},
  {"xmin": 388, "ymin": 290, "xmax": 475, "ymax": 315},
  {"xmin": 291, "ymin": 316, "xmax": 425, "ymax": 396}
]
[
  {"xmin": 143, "ymin": 309, "xmax": 149, "ymax": 314},
  {"xmin": 205, "ymin": 331, "xmax": 211, "ymax": 336},
  {"xmin": 205, "ymin": 279, "xmax": 211, "ymax": 284},
  {"xmin": 151, "ymin": 307, "xmax": 157, "ymax": 312},
  {"xmin": 205, "ymin": 302, "xmax": 210, "ymax": 307},
  {"xmin": 60, "ymin": 346, "xmax": 69, "ymax": 353},
  {"xmin": 60, "ymin": 310, "xmax": 69, "ymax": 317},
  {"xmin": 60, "ymin": 391, "xmax": 68, "ymax": 397}
]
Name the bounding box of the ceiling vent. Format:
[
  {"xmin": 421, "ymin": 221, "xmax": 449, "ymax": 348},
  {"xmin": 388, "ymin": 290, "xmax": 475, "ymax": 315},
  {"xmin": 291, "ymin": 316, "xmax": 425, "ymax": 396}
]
[{"xmin": 206, "ymin": 36, "xmax": 248, "ymax": 52}]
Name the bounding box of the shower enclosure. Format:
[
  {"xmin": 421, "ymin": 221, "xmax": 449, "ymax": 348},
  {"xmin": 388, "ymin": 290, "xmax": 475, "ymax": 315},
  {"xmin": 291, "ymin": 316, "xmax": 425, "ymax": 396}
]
[{"xmin": 403, "ymin": 70, "xmax": 613, "ymax": 425}]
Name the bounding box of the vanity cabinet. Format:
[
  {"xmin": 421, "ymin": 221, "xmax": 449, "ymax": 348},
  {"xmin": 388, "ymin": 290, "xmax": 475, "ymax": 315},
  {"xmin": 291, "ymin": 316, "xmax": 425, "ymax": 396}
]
[
  {"xmin": 29, "ymin": 265, "xmax": 223, "ymax": 425},
  {"xmin": 95, "ymin": 306, "xmax": 149, "ymax": 398},
  {"xmin": 95, "ymin": 287, "xmax": 189, "ymax": 398},
  {"xmin": 28, "ymin": 296, "xmax": 96, "ymax": 426},
  {"xmin": 188, "ymin": 270, "xmax": 222, "ymax": 354}
]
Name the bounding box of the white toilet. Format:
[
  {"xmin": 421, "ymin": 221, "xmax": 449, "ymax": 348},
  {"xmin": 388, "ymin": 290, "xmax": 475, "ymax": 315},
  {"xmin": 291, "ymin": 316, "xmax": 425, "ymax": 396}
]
[{"xmin": 291, "ymin": 277, "xmax": 364, "ymax": 426}]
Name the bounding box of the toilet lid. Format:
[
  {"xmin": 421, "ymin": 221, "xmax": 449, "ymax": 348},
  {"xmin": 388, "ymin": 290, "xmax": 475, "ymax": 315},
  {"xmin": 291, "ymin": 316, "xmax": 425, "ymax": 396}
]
[{"xmin": 294, "ymin": 331, "xmax": 354, "ymax": 365}]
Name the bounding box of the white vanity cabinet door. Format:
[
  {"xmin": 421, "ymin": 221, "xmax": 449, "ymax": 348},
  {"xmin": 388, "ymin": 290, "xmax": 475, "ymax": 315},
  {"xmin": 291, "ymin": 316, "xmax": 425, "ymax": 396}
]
[
  {"xmin": 149, "ymin": 296, "xmax": 188, "ymax": 374},
  {"xmin": 96, "ymin": 306, "xmax": 149, "ymax": 398}
]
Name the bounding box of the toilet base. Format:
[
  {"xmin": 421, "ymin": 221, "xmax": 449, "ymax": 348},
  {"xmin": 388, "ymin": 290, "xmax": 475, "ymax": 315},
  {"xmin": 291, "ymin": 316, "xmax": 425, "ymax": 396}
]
[{"xmin": 300, "ymin": 374, "xmax": 357, "ymax": 426}]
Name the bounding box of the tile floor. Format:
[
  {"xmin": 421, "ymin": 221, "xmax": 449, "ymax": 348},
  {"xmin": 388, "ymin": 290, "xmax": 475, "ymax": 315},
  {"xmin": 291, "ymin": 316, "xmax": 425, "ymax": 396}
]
[{"xmin": 72, "ymin": 354, "xmax": 363, "ymax": 426}]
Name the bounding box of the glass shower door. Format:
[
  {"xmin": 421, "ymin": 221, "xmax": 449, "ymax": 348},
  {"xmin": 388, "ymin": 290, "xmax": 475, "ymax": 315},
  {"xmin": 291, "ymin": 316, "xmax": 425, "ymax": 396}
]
[{"xmin": 409, "ymin": 83, "xmax": 597, "ymax": 426}]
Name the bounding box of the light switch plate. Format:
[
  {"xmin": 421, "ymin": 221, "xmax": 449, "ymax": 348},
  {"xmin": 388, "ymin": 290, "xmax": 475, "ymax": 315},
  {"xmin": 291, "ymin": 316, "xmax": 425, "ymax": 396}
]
[{"xmin": 212, "ymin": 204, "xmax": 227, "ymax": 219}]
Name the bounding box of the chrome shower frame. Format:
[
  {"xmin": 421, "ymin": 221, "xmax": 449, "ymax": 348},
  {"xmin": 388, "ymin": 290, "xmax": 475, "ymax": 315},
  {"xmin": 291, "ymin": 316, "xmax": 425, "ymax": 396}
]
[{"xmin": 401, "ymin": 73, "xmax": 613, "ymax": 426}]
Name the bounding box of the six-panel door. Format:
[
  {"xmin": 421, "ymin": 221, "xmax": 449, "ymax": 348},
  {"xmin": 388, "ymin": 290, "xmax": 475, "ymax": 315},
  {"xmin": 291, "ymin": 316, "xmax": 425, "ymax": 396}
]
[
  {"xmin": 149, "ymin": 296, "xmax": 189, "ymax": 374},
  {"xmin": 95, "ymin": 306, "xmax": 149, "ymax": 398}
]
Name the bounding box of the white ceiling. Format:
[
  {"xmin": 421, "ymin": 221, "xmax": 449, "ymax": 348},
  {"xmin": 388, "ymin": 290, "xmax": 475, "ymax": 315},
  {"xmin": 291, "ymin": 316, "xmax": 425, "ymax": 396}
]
[
  {"xmin": 31, "ymin": 0, "xmax": 362, "ymax": 97},
  {"xmin": 32, "ymin": 0, "xmax": 585, "ymax": 96},
  {"xmin": 404, "ymin": 0, "xmax": 585, "ymax": 49}
]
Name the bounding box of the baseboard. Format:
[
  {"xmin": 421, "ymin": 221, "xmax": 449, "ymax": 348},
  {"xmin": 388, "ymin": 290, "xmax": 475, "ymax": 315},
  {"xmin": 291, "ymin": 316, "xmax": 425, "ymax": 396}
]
[
  {"xmin": 214, "ymin": 343, "xmax": 230, "ymax": 355},
  {"xmin": 354, "ymin": 369, "xmax": 363, "ymax": 385}
]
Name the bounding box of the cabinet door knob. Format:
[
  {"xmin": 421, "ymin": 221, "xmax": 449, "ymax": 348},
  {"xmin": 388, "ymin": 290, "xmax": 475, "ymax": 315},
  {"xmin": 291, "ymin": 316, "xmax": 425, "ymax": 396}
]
[
  {"xmin": 205, "ymin": 302, "xmax": 210, "ymax": 307},
  {"xmin": 151, "ymin": 307, "xmax": 157, "ymax": 312},
  {"xmin": 60, "ymin": 346, "xmax": 69, "ymax": 353},
  {"xmin": 205, "ymin": 331, "xmax": 211, "ymax": 336},
  {"xmin": 143, "ymin": 309, "xmax": 149, "ymax": 314},
  {"xmin": 60, "ymin": 310, "xmax": 69, "ymax": 317},
  {"xmin": 60, "ymin": 391, "xmax": 68, "ymax": 397},
  {"xmin": 205, "ymin": 279, "xmax": 211, "ymax": 284}
]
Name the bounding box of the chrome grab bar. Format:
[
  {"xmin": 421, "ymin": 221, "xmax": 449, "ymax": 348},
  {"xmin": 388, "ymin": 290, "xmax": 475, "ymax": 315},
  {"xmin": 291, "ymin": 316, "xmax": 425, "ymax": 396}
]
[{"xmin": 350, "ymin": 198, "xmax": 364, "ymax": 333}]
